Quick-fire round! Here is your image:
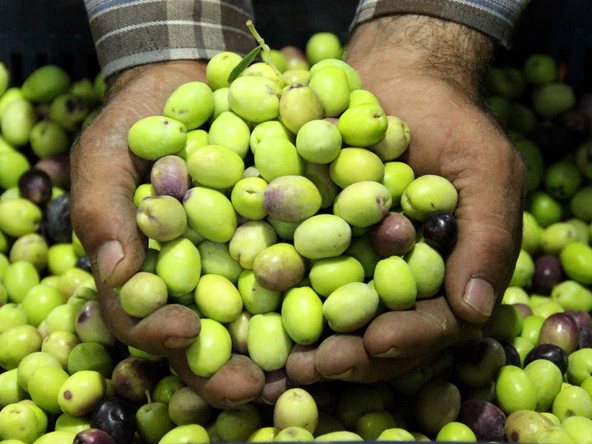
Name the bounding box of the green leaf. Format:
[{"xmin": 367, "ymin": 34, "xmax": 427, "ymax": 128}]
[{"xmin": 227, "ymin": 46, "xmax": 261, "ymax": 84}]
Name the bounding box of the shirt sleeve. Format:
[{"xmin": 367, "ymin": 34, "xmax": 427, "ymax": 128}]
[
  {"xmin": 352, "ymin": 0, "xmax": 531, "ymax": 48},
  {"xmin": 83, "ymin": 0, "xmax": 256, "ymax": 78}
]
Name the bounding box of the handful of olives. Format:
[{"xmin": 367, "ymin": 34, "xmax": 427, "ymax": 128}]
[{"xmin": 123, "ymin": 23, "xmax": 460, "ymax": 378}]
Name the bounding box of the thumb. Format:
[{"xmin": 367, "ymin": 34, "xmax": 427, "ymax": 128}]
[
  {"xmin": 71, "ymin": 111, "xmax": 148, "ymax": 288},
  {"xmin": 71, "ymin": 110, "xmax": 201, "ymax": 354},
  {"xmin": 444, "ymin": 148, "xmax": 526, "ymax": 325},
  {"xmin": 71, "ymin": 61, "xmax": 206, "ymax": 284}
]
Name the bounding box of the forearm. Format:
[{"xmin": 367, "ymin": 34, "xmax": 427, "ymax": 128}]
[
  {"xmin": 83, "ymin": 0, "xmax": 255, "ymax": 78},
  {"xmin": 352, "ymin": 0, "xmax": 530, "ymax": 48},
  {"xmin": 346, "ymin": 15, "xmax": 495, "ymax": 102}
]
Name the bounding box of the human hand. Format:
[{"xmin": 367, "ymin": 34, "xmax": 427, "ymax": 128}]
[
  {"xmin": 240, "ymin": 16, "xmax": 527, "ymax": 390},
  {"xmin": 70, "ymin": 61, "xmax": 265, "ymax": 407},
  {"xmin": 286, "ymin": 15, "xmax": 527, "ymax": 386},
  {"xmin": 344, "ymin": 15, "xmax": 527, "ymax": 358}
]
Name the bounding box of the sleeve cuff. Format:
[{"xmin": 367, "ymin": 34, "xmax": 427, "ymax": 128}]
[
  {"xmin": 352, "ymin": 0, "xmax": 530, "ymax": 48},
  {"xmin": 84, "ymin": 0, "xmax": 256, "ymax": 78}
]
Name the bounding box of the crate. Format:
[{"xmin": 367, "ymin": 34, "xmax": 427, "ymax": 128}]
[{"xmin": 0, "ymin": 0, "xmax": 98, "ymax": 84}]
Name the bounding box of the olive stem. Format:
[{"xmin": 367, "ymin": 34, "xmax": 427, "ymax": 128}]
[{"xmin": 246, "ymin": 20, "xmax": 295, "ymax": 85}]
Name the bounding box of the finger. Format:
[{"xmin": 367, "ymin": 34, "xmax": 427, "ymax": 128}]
[
  {"xmin": 443, "ymin": 130, "xmax": 527, "ymax": 324},
  {"xmin": 96, "ymin": 279, "xmax": 200, "ymax": 355},
  {"xmin": 363, "ymin": 297, "xmax": 482, "ymax": 358},
  {"xmin": 285, "ymin": 344, "xmax": 324, "ymax": 385},
  {"xmin": 254, "ymin": 368, "xmax": 295, "ymax": 405},
  {"xmin": 73, "ymin": 127, "xmax": 202, "ymax": 354},
  {"xmin": 169, "ymin": 353, "xmax": 266, "ymax": 409},
  {"xmin": 314, "ymin": 334, "xmax": 435, "ymax": 383},
  {"xmin": 257, "ymin": 363, "xmax": 338, "ymax": 409},
  {"xmin": 70, "ymin": 111, "xmax": 149, "ymax": 288}
]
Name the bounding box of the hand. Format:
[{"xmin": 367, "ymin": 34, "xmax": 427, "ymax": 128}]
[
  {"xmin": 70, "ymin": 61, "xmax": 265, "ymax": 407},
  {"xmin": 286, "ymin": 16, "xmax": 527, "ymax": 387},
  {"xmin": 284, "ymin": 297, "xmax": 482, "ymax": 389},
  {"xmin": 346, "ymin": 15, "xmax": 527, "ymax": 358}
]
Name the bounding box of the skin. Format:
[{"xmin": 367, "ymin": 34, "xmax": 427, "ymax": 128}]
[
  {"xmin": 345, "ymin": 15, "xmax": 526, "ymax": 357},
  {"xmin": 70, "ymin": 15, "xmax": 526, "ymax": 405}
]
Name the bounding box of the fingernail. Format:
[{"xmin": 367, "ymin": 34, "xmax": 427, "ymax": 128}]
[
  {"xmin": 164, "ymin": 336, "xmax": 196, "ymax": 349},
  {"xmin": 463, "ymin": 278, "xmax": 495, "ymax": 317},
  {"xmin": 97, "ymin": 240, "xmax": 124, "ymax": 283},
  {"xmin": 374, "ymin": 347, "xmax": 400, "ymax": 358}
]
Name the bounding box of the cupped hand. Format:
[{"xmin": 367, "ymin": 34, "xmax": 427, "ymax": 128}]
[
  {"xmin": 285, "ymin": 297, "xmax": 481, "ymax": 386},
  {"xmin": 288, "ymin": 15, "xmax": 527, "ymax": 384},
  {"xmin": 71, "ymin": 13, "xmax": 527, "ymax": 401},
  {"xmin": 70, "ymin": 60, "xmax": 265, "ymax": 407},
  {"xmin": 345, "ymin": 15, "xmax": 527, "ymax": 358}
]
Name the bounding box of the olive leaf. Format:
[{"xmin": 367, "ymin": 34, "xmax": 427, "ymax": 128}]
[{"xmin": 227, "ymin": 46, "xmax": 261, "ymax": 84}]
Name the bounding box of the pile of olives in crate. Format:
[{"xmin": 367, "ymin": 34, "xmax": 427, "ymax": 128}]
[{"xmin": 0, "ymin": 26, "xmax": 592, "ymax": 443}]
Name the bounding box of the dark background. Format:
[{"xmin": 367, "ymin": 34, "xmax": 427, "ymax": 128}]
[{"xmin": 0, "ymin": 0, "xmax": 590, "ymax": 92}]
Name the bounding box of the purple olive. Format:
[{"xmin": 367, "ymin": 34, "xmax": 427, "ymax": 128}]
[
  {"xmin": 422, "ymin": 211, "xmax": 458, "ymax": 252},
  {"xmin": 564, "ymin": 309, "xmax": 592, "ymax": 330},
  {"xmin": 75, "ymin": 255, "xmax": 92, "ymax": 273},
  {"xmin": 74, "ymin": 428, "xmax": 117, "ymax": 444},
  {"xmin": 111, "ymin": 357, "xmax": 160, "ymax": 403},
  {"xmin": 457, "ymin": 399, "xmax": 506, "ymax": 442},
  {"xmin": 43, "ymin": 193, "xmax": 72, "ymax": 243},
  {"xmin": 538, "ymin": 312, "xmax": 580, "ymax": 355},
  {"xmin": 90, "ymin": 397, "xmax": 136, "ymax": 444},
  {"xmin": 523, "ymin": 343, "xmax": 569, "ymax": 374},
  {"xmin": 369, "ymin": 212, "xmax": 416, "ymax": 257},
  {"xmin": 150, "ymin": 155, "xmax": 191, "ymax": 201},
  {"xmin": 565, "ymin": 310, "xmax": 592, "ymax": 349},
  {"xmin": 502, "ymin": 342, "xmax": 521, "ymax": 368},
  {"xmin": 111, "ymin": 340, "xmax": 132, "ymax": 364},
  {"xmin": 532, "ymin": 255, "xmax": 564, "ymax": 294},
  {"xmin": 578, "ymin": 327, "xmax": 592, "ymax": 349},
  {"xmin": 18, "ymin": 168, "xmax": 53, "ymax": 208},
  {"xmin": 34, "ymin": 153, "xmax": 71, "ymax": 189}
]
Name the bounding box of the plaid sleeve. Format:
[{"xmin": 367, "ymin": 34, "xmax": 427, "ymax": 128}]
[
  {"xmin": 352, "ymin": 0, "xmax": 530, "ymax": 48},
  {"xmin": 83, "ymin": 0, "xmax": 256, "ymax": 78}
]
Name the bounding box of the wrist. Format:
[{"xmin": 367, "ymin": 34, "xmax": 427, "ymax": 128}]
[
  {"xmin": 345, "ymin": 15, "xmax": 494, "ymax": 101},
  {"xmin": 107, "ymin": 60, "xmax": 209, "ymax": 100}
]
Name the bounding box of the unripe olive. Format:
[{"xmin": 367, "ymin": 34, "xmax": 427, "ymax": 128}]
[
  {"xmin": 323, "ymin": 282, "xmax": 379, "ymax": 333},
  {"xmin": 128, "ymin": 116, "xmax": 187, "ymax": 161},
  {"xmin": 247, "ymin": 312, "xmax": 293, "ymax": 372},
  {"xmin": 186, "ymin": 318, "xmax": 232, "ymax": 377}
]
